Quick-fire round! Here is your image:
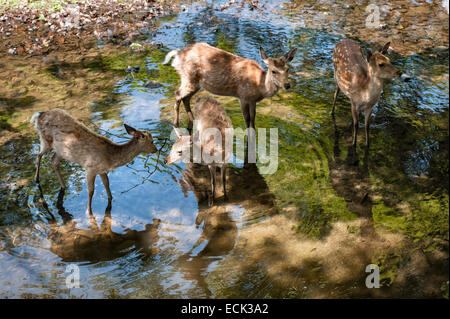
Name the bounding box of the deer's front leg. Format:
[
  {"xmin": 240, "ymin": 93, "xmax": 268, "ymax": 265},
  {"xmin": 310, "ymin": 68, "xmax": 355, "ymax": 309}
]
[
  {"xmin": 248, "ymin": 101, "xmax": 256, "ymax": 130},
  {"xmin": 351, "ymin": 103, "xmax": 359, "ymax": 147},
  {"xmin": 86, "ymin": 170, "xmax": 96, "ymax": 215},
  {"xmin": 34, "ymin": 139, "xmax": 51, "ymax": 183},
  {"xmin": 247, "ymin": 102, "xmax": 257, "ymax": 164},
  {"xmin": 239, "ymin": 99, "xmax": 250, "ymax": 128},
  {"xmin": 364, "ymin": 107, "xmax": 372, "ymax": 148}
]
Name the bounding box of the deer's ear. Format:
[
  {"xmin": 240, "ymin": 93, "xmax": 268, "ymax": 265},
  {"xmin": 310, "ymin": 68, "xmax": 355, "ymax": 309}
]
[
  {"xmin": 259, "ymin": 47, "xmax": 268, "ymax": 62},
  {"xmin": 366, "ymin": 50, "xmax": 373, "ymax": 62},
  {"xmin": 381, "ymin": 42, "xmax": 390, "ymax": 54},
  {"xmin": 284, "ymin": 48, "xmax": 297, "ymax": 62},
  {"xmin": 173, "ymin": 127, "xmax": 189, "ymax": 139},
  {"xmin": 124, "ymin": 124, "xmax": 142, "ymax": 138}
]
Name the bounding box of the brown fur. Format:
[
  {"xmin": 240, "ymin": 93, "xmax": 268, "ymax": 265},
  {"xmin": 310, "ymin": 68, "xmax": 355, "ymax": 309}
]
[
  {"xmin": 332, "ymin": 39, "xmax": 401, "ymax": 147},
  {"xmin": 32, "ymin": 108, "xmax": 157, "ymax": 213},
  {"xmin": 166, "ymin": 96, "xmax": 233, "ymax": 206},
  {"xmin": 166, "ymin": 42, "xmax": 296, "ymax": 130}
]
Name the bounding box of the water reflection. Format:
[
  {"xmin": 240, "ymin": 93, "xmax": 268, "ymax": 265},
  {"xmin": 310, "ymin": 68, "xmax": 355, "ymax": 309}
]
[
  {"xmin": 36, "ymin": 187, "xmax": 161, "ymax": 263},
  {"xmin": 177, "ymin": 205, "xmax": 238, "ymax": 298},
  {"xmin": 179, "ymin": 163, "xmax": 277, "ymax": 216},
  {"xmin": 174, "ymin": 162, "xmax": 277, "ymax": 297}
]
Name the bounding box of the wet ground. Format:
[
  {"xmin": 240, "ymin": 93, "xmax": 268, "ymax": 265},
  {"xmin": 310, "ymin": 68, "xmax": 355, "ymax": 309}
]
[{"xmin": 0, "ymin": 0, "xmax": 448, "ymax": 298}]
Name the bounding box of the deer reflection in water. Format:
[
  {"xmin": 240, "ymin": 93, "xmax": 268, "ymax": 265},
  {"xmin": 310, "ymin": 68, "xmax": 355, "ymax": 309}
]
[
  {"xmin": 175, "ymin": 162, "xmax": 277, "ymax": 297},
  {"xmin": 328, "ymin": 115, "xmax": 375, "ymax": 237},
  {"xmin": 36, "ymin": 187, "xmax": 160, "ymax": 263}
]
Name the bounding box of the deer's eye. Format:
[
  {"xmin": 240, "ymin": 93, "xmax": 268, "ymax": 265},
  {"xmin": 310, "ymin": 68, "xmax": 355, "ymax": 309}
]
[
  {"xmin": 178, "ymin": 150, "xmax": 182, "ymax": 155},
  {"xmin": 272, "ymin": 70, "xmax": 277, "ymax": 74},
  {"xmin": 379, "ymin": 63, "xmax": 385, "ymax": 67}
]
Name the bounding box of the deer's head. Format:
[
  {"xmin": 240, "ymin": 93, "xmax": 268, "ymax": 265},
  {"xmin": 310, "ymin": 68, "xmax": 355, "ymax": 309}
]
[
  {"xmin": 165, "ymin": 127, "xmax": 192, "ymax": 165},
  {"xmin": 124, "ymin": 124, "xmax": 158, "ymax": 154},
  {"xmin": 260, "ymin": 47, "xmax": 297, "ymax": 90},
  {"xmin": 367, "ymin": 42, "xmax": 402, "ymax": 81}
]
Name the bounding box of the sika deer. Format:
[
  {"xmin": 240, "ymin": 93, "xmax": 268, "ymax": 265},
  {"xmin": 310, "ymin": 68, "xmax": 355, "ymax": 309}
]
[
  {"xmin": 332, "ymin": 39, "xmax": 402, "ymax": 147},
  {"xmin": 163, "ymin": 42, "xmax": 296, "ymax": 131},
  {"xmin": 30, "ymin": 109, "xmax": 157, "ymax": 213},
  {"xmin": 165, "ymin": 96, "xmax": 232, "ymax": 206}
]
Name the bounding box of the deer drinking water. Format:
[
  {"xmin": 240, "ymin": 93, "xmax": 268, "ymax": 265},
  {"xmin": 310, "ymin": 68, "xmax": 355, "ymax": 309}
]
[
  {"xmin": 31, "ymin": 109, "xmax": 158, "ymax": 213},
  {"xmin": 331, "ymin": 39, "xmax": 403, "ymax": 147},
  {"xmin": 165, "ymin": 96, "xmax": 232, "ymax": 206},
  {"xmin": 163, "ymin": 42, "xmax": 297, "ymax": 132}
]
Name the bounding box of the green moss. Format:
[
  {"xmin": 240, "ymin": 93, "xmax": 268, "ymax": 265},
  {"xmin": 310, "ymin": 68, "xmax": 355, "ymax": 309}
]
[
  {"xmin": 442, "ymin": 281, "xmax": 449, "ymax": 299},
  {"xmin": 374, "ymin": 251, "xmax": 402, "ymax": 287}
]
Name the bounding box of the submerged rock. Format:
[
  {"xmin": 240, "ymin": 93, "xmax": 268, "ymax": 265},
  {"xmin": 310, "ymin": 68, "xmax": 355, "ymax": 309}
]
[{"xmin": 143, "ymin": 79, "xmax": 162, "ymax": 88}]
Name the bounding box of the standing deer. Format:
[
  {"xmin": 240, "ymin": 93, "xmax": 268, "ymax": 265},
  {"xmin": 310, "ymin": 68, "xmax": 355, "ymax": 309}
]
[
  {"xmin": 165, "ymin": 96, "xmax": 232, "ymax": 206},
  {"xmin": 331, "ymin": 39, "xmax": 403, "ymax": 147},
  {"xmin": 163, "ymin": 42, "xmax": 297, "ymax": 131},
  {"xmin": 30, "ymin": 109, "xmax": 158, "ymax": 214}
]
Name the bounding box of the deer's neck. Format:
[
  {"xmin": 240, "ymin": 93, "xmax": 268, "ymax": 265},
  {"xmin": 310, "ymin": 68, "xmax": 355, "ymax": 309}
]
[
  {"xmin": 261, "ymin": 71, "xmax": 279, "ymax": 98},
  {"xmin": 111, "ymin": 138, "xmax": 141, "ymax": 169},
  {"xmin": 367, "ymin": 65, "xmax": 383, "ymax": 93},
  {"xmin": 364, "ymin": 65, "xmax": 383, "ymax": 105}
]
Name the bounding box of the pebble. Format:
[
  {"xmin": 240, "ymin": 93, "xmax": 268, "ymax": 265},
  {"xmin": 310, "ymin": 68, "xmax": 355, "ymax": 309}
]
[{"xmin": 126, "ymin": 65, "xmax": 140, "ymax": 73}]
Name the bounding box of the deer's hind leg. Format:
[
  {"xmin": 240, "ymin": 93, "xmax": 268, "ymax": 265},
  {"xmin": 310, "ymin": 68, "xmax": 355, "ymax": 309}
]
[
  {"xmin": 100, "ymin": 173, "xmax": 112, "ymax": 201},
  {"xmin": 51, "ymin": 153, "xmax": 66, "ymax": 189},
  {"xmin": 331, "ymin": 86, "xmax": 340, "ymax": 115},
  {"xmin": 175, "ymin": 77, "xmax": 200, "ymax": 132},
  {"xmin": 34, "ymin": 135, "xmax": 51, "ymax": 184}
]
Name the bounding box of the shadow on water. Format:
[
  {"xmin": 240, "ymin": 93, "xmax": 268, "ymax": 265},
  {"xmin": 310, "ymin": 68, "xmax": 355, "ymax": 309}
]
[
  {"xmin": 328, "ymin": 115, "xmax": 375, "ymax": 237},
  {"xmin": 34, "ymin": 187, "xmax": 161, "ymax": 263}
]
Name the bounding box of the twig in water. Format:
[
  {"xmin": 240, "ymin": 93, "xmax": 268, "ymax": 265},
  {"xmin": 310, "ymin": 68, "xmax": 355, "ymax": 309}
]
[{"xmin": 120, "ymin": 138, "xmax": 168, "ymax": 194}]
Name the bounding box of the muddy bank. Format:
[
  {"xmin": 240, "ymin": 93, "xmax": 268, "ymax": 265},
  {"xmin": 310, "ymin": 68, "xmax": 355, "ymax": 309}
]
[
  {"xmin": 0, "ymin": 42, "xmax": 167, "ymax": 145},
  {"xmin": 0, "ymin": 0, "xmax": 177, "ymax": 55},
  {"xmin": 279, "ymin": 0, "xmax": 449, "ymax": 55}
]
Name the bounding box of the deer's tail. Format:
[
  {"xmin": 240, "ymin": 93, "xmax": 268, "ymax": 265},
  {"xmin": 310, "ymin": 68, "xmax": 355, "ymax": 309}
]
[
  {"xmin": 30, "ymin": 111, "xmax": 45, "ymax": 130},
  {"xmin": 162, "ymin": 49, "xmax": 179, "ymax": 67}
]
